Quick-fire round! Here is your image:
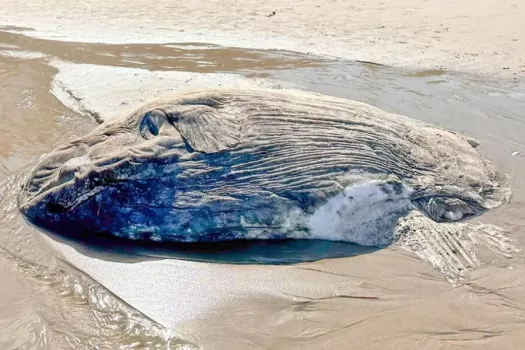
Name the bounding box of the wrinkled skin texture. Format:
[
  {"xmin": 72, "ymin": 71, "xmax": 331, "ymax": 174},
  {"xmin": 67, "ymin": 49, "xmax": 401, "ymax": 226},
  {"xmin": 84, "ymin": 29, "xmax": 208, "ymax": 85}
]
[{"xmin": 18, "ymin": 88, "xmax": 510, "ymax": 248}]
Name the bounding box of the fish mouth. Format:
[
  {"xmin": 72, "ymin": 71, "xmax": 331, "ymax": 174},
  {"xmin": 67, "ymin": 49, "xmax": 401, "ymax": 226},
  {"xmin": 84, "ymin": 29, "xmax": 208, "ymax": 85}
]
[
  {"xmin": 19, "ymin": 153, "xmax": 101, "ymax": 221},
  {"xmin": 18, "ymin": 167, "xmax": 76, "ymax": 216},
  {"xmin": 18, "ymin": 137, "xmax": 135, "ymax": 214},
  {"xmin": 18, "ymin": 176, "xmax": 111, "ymax": 239},
  {"xmin": 18, "ymin": 161, "xmax": 122, "ymax": 221}
]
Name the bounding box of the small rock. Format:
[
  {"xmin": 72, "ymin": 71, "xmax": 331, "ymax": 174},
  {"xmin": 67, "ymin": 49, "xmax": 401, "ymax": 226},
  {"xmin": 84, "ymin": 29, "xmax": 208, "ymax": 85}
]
[
  {"xmin": 267, "ymin": 10, "xmax": 276, "ymax": 17},
  {"xmin": 512, "ymin": 151, "xmax": 520, "ymax": 156}
]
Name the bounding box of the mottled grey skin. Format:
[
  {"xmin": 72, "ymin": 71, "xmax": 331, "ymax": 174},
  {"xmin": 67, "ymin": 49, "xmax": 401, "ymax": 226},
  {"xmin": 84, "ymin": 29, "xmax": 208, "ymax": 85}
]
[{"xmin": 18, "ymin": 88, "xmax": 510, "ymax": 249}]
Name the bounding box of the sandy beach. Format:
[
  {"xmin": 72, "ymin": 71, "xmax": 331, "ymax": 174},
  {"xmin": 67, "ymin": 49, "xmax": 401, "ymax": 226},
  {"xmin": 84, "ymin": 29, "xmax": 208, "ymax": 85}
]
[
  {"xmin": 0, "ymin": 1, "xmax": 525, "ymax": 349},
  {"xmin": 1, "ymin": 0, "xmax": 525, "ymax": 79}
]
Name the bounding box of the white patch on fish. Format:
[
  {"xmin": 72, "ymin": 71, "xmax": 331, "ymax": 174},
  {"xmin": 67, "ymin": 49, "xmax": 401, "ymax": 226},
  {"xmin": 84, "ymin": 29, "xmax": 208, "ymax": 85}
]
[{"xmin": 308, "ymin": 181, "xmax": 414, "ymax": 246}]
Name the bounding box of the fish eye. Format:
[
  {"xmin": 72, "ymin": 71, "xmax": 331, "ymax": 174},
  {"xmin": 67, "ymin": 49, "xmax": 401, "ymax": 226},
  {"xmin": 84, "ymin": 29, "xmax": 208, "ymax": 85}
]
[
  {"xmin": 413, "ymin": 196, "xmax": 480, "ymax": 223},
  {"xmin": 139, "ymin": 110, "xmax": 165, "ymax": 139}
]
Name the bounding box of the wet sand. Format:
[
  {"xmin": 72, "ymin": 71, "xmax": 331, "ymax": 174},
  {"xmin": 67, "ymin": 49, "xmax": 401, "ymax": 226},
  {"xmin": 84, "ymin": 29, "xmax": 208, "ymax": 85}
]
[
  {"xmin": 0, "ymin": 3, "xmax": 525, "ymax": 349},
  {"xmin": 0, "ymin": 55, "xmax": 180, "ymax": 349}
]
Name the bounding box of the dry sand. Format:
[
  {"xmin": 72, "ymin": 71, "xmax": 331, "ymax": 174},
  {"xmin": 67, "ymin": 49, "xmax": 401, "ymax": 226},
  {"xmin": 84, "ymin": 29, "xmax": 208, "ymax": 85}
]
[{"xmin": 0, "ymin": 0, "xmax": 524, "ymax": 79}]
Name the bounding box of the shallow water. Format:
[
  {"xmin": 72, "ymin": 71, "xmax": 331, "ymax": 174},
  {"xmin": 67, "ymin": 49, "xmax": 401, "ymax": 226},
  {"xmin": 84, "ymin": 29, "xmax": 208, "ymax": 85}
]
[{"xmin": 1, "ymin": 30, "xmax": 525, "ymax": 349}]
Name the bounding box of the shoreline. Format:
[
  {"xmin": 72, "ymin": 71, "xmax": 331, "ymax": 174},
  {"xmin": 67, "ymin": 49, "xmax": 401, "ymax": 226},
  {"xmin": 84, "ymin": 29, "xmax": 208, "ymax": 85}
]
[{"xmin": 0, "ymin": 0, "xmax": 524, "ymax": 80}]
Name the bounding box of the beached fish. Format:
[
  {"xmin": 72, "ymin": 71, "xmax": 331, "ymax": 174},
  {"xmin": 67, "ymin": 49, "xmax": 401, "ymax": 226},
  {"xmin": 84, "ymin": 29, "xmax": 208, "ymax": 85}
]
[{"xmin": 18, "ymin": 88, "xmax": 517, "ymax": 279}]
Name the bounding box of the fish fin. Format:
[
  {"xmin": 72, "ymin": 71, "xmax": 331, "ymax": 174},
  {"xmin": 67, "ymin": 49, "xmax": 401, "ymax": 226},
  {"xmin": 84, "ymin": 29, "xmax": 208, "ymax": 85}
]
[
  {"xmin": 394, "ymin": 210, "xmax": 519, "ymax": 282},
  {"xmin": 165, "ymin": 104, "xmax": 241, "ymax": 153}
]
